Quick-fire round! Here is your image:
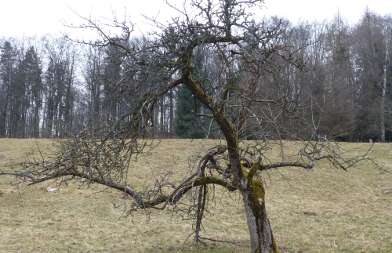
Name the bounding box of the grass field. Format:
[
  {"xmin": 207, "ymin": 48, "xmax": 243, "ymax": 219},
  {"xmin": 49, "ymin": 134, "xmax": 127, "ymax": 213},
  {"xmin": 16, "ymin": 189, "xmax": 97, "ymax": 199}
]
[{"xmin": 0, "ymin": 139, "xmax": 391, "ymax": 253}]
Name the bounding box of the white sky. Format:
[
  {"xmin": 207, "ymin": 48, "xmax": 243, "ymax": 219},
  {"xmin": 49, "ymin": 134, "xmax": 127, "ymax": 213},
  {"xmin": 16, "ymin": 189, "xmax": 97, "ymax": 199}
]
[{"xmin": 0, "ymin": 0, "xmax": 391, "ymax": 38}]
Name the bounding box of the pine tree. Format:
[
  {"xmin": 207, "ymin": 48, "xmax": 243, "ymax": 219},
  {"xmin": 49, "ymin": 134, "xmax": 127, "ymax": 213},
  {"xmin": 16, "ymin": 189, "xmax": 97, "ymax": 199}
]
[
  {"xmin": 19, "ymin": 46, "xmax": 43, "ymax": 137},
  {"xmin": 0, "ymin": 41, "xmax": 16, "ymax": 137},
  {"xmin": 175, "ymin": 85, "xmax": 205, "ymax": 138},
  {"xmin": 174, "ymin": 48, "xmax": 211, "ymax": 138}
]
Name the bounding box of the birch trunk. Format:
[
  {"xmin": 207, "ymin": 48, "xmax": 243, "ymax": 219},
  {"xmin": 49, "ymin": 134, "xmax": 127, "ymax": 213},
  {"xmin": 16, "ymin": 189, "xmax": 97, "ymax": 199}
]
[{"xmin": 381, "ymin": 28, "xmax": 389, "ymax": 142}]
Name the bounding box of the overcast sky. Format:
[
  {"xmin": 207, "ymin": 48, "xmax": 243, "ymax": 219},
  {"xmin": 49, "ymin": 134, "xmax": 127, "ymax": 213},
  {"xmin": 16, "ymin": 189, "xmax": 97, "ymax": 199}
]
[{"xmin": 0, "ymin": 0, "xmax": 391, "ymax": 38}]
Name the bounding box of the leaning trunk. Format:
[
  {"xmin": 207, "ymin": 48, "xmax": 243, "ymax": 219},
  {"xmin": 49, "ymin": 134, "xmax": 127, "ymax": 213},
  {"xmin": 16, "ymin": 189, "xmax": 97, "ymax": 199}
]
[{"xmin": 241, "ymin": 179, "xmax": 278, "ymax": 253}]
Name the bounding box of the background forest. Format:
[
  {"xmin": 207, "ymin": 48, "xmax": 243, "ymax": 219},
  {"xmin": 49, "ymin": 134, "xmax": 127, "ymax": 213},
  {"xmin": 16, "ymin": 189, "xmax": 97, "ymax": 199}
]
[{"xmin": 1, "ymin": 11, "xmax": 391, "ymax": 142}]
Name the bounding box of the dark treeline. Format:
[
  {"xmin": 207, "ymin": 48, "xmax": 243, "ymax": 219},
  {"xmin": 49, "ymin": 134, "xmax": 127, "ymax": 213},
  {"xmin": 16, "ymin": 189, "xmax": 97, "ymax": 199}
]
[{"xmin": 0, "ymin": 11, "xmax": 391, "ymax": 141}]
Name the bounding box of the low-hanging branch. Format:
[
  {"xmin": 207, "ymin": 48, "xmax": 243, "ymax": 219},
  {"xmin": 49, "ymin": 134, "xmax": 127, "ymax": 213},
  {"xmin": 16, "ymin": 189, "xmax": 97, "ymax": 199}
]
[{"xmin": 0, "ymin": 156, "xmax": 237, "ymax": 210}]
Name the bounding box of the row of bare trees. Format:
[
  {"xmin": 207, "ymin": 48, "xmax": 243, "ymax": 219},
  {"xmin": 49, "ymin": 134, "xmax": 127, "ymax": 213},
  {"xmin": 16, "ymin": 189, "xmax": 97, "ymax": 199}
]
[
  {"xmin": 0, "ymin": 11, "xmax": 391, "ymax": 141},
  {"xmin": 0, "ymin": 38, "xmax": 84, "ymax": 138},
  {"xmin": 80, "ymin": 11, "xmax": 392, "ymax": 141}
]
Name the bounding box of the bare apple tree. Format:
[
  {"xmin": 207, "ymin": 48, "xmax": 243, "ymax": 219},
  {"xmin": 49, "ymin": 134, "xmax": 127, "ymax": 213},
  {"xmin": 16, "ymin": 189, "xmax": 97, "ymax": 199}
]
[{"xmin": 1, "ymin": 0, "xmax": 371, "ymax": 252}]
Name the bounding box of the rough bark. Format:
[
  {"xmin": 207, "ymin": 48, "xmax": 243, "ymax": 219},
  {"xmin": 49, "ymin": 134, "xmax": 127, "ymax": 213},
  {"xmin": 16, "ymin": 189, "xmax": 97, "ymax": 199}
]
[{"xmin": 241, "ymin": 178, "xmax": 278, "ymax": 253}]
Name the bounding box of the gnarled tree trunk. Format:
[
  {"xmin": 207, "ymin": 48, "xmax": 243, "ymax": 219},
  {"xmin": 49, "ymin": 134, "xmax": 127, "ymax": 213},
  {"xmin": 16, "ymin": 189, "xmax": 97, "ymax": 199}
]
[{"xmin": 241, "ymin": 178, "xmax": 278, "ymax": 253}]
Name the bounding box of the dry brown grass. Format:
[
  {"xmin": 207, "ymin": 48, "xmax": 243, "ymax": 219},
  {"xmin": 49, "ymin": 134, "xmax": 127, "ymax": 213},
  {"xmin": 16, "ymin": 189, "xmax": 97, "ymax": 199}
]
[{"xmin": 0, "ymin": 139, "xmax": 391, "ymax": 253}]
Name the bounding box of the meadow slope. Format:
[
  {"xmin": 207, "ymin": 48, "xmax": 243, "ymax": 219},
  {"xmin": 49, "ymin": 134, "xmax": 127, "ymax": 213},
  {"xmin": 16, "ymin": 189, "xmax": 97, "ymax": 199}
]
[{"xmin": 0, "ymin": 139, "xmax": 391, "ymax": 253}]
